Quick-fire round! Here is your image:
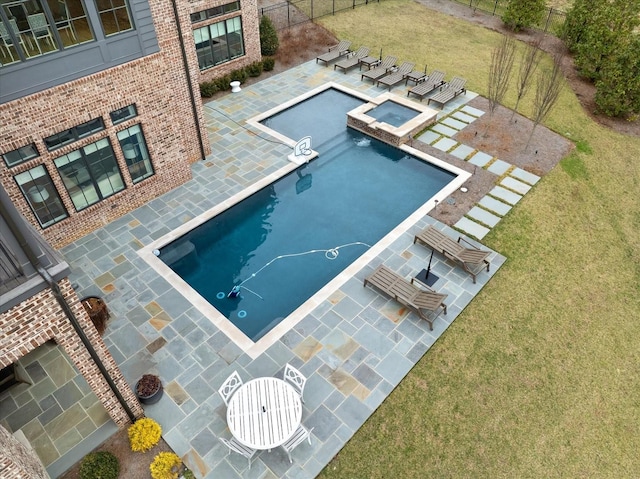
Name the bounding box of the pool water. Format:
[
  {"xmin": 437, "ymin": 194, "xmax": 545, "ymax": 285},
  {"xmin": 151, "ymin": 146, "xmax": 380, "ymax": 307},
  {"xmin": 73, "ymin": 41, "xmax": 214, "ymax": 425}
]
[
  {"xmin": 367, "ymin": 101, "xmax": 421, "ymax": 127},
  {"xmin": 160, "ymin": 89, "xmax": 455, "ymax": 341}
]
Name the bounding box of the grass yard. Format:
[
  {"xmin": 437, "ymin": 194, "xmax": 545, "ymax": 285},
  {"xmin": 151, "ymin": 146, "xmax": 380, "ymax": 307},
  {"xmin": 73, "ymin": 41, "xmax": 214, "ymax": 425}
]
[{"xmin": 316, "ymin": 1, "xmax": 640, "ymax": 477}]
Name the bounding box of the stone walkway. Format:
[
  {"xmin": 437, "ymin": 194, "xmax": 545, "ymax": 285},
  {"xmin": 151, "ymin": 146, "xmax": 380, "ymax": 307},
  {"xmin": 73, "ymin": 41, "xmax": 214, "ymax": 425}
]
[
  {"xmin": 415, "ymin": 104, "xmax": 540, "ymax": 239},
  {"xmin": 45, "ymin": 60, "xmax": 535, "ymax": 478}
]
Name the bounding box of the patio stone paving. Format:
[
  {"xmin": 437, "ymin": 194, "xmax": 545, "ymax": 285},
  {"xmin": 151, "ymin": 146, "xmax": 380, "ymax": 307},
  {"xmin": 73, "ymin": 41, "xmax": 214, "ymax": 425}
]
[{"xmin": 48, "ymin": 61, "xmax": 525, "ymax": 478}]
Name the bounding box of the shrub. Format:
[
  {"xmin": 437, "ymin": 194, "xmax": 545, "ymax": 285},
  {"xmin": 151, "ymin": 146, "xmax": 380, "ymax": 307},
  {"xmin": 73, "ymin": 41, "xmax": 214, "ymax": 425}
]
[
  {"xmin": 182, "ymin": 469, "xmax": 196, "ymax": 479},
  {"xmin": 246, "ymin": 61, "xmax": 263, "ymax": 77},
  {"xmin": 214, "ymin": 74, "xmax": 232, "ymax": 91},
  {"xmin": 262, "ymin": 56, "xmax": 275, "ymax": 72},
  {"xmin": 501, "ymin": 0, "xmax": 545, "ymax": 32},
  {"xmin": 199, "ymin": 81, "xmax": 219, "ymax": 98},
  {"xmin": 150, "ymin": 452, "xmax": 182, "ymax": 479},
  {"xmin": 259, "ymin": 15, "xmax": 279, "ymax": 56},
  {"xmin": 79, "ymin": 451, "xmax": 119, "ymax": 479},
  {"xmin": 230, "ymin": 68, "xmax": 248, "ymax": 83},
  {"xmin": 128, "ymin": 418, "xmax": 162, "ymax": 452}
]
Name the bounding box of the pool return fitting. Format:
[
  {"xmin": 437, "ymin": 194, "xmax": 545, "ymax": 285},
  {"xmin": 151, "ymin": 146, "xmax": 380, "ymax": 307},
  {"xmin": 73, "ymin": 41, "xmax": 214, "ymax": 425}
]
[{"xmin": 227, "ymin": 241, "xmax": 372, "ymax": 300}]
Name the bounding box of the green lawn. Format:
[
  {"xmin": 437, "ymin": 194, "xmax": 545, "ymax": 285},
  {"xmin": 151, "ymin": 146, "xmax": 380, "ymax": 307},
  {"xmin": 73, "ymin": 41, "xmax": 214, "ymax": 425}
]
[{"xmin": 316, "ymin": 1, "xmax": 640, "ymax": 477}]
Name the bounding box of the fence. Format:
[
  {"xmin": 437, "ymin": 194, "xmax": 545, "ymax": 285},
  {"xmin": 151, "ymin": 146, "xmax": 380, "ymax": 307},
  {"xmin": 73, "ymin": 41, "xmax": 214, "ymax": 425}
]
[
  {"xmin": 452, "ymin": 0, "xmax": 566, "ymax": 35},
  {"xmin": 259, "ymin": 0, "xmax": 382, "ymax": 30},
  {"xmin": 259, "ymin": 0, "xmax": 566, "ymax": 35}
]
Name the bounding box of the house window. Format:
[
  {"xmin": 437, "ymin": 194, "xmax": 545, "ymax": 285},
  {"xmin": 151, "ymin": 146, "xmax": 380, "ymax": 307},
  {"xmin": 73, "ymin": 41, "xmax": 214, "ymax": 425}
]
[
  {"xmin": 2, "ymin": 143, "xmax": 39, "ymax": 167},
  {"xmin": 54, "ymin": 138, "xmax": 124, "ymax": 211},
  {"xmin": 43, "ymin": 117, "xmax": 105, "ymax": 151},
  {"xmin": 0, "ymin": 0, "xmax": 94, "ymax": 65},
  {"xmin": 95, "ymin": 0, "xmax": 132, "ymax": 36},
  {"xmin": 190, "ymin": 2, "xmax": 240, "ymax": 23},
  {"xmin": 14, "ymin": 165, "xmax": 68, "ymax": 227},
  {"xmin": 116, "ymin": 124, "xmax": 154, "ymax": 184},
  {"xmin": 110, "ymin": 104, "xmax": 137, "ymax": 125},
  {"xmin": 194, "ymin": 16, "xmax": 244, "ymax": 70}
]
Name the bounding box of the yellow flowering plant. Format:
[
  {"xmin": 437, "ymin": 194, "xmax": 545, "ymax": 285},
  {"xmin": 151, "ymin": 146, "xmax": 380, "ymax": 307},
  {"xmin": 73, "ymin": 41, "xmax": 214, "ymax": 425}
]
[
  {"xmin": 150, "ymin": 452, "xmax": 183, "ymax": 479},
  {"xmin": 128, "ymin": 417, "xmax": 162, "ymax": 452}
]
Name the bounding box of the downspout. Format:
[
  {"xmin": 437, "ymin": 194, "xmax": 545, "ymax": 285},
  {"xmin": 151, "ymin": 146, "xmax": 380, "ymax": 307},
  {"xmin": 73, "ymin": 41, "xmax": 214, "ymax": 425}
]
[
  {"xmin": 171, "ymin": 0, "xmax": 207, "ymax": 162},
  {"xmin": 0, "ymin": 202, "xmax": 137, "ymax": 423}
]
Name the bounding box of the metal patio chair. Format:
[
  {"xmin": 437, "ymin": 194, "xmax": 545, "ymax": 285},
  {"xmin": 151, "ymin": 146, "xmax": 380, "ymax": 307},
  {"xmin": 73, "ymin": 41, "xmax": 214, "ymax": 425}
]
[
  {"xmin": 281, "ymin": 424, "xmax": 313, "ymax": 463},
  {"xmin": 283, "ymin": 363, "xmax": 307, "ymax": 403},
  {"xmin": 218, "ymin": 370, "xmax": 243, "ymax": 406},
  {"xmin": 219, "ymin": 436, "xmax": 257, "ymax": 469}
]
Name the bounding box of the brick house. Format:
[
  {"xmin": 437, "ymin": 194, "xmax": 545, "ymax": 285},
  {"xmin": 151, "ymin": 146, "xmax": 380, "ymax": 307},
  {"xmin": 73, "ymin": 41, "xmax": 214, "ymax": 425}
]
[{"xmin": 0, "ymin": 0, "xmax": 261, "ymax": 475}]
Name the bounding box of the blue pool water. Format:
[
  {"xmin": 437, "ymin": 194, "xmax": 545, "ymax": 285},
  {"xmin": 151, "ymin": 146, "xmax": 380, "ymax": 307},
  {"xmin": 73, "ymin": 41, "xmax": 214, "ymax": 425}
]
[
  {"xmin": 160, "ymin": 89, "xmax": 455, "ymax": 341},
  {"xmin": 367, "ymin": 101, "xmax": 421, "ymax": 127}
]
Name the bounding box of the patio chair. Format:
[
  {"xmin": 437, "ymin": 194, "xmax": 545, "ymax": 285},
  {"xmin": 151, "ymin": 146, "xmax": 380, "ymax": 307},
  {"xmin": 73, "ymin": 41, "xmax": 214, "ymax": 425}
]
[
  {"xmin": 427, "ymin": 76, "xmax": 467, "ymax": 107},
  {"xmin": 376, "ymin": 62, "xmax": 415, "ymax": 90},
  {"xmin": 218, "ymin": 370, "xmax": 243, "ymax": 406},
  {"xmin": 364, "ymin": 265, "xmax": 447, "ymax": 330},
  {"xmin": 413, "ymin": 225, "xmax": 490, "ymax": 283},
  {"xmin": 406, "ymin": 70, "xmax": 446, "ymax": 101},
  {"xmin": 281, "ymin": 424, "xmax": 314, "ymax": 463},
  {"xmin": 334, "ymin": 46, "xmax": 370, "ymax": 73},
  {"xmin": 27, "ymin": 13, "xmax": 55, "ymax": 53},
  {"xmin": 315, "ymin": 39, "xmax": 351, "ymax": 66},
  {"xmin": 283, "ymin": 363, "xmax": 307, "ymax": 403},
  {"xmin": 219, "ymin": 436, "xmax": 257, "ymax": 469},
  {"xmin": 0, "ymin": 19, "xmax": 27, "ymax": 60},
  {"xmin": 360, "ymin": 55, "xmax": 398, "ymax": 83}
]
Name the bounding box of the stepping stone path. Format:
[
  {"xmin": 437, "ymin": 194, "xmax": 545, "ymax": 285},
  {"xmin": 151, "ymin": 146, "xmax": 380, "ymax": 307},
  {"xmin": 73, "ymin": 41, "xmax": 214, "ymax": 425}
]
[{"xmin": 415, "ymin": 102, "xmax": 541, "ymax": 240}]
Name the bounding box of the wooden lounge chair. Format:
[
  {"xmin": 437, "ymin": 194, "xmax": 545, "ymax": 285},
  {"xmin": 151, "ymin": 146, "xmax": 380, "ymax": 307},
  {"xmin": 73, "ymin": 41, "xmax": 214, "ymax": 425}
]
[
  {"xmin": 364, "ymin": 265, "xmax": 447, "ymax": 330},
  {"xmin": 334, "ymin": 46, "xmax": 370, "ymax": 73},
  {"xmin": 427, "ymin": 76, "xmax": 467, "ymax": 107},
  {"xmin": 376, "ymin": 62, "xmax": 415, "ymax": 90},
  {"xmin": 406, "ymin": 70, "xmax": 446, "ymax": 101},
  {"xmin": 360, "ymin": 55, "xmax": 397, "ymax": 83},
  {"xmin": 413, "ymin": 225, "xmax": 490, "ymax": 283},
  {"xmin": 315, "ymin": 40, "xmax": 351, "ymax": 66}
]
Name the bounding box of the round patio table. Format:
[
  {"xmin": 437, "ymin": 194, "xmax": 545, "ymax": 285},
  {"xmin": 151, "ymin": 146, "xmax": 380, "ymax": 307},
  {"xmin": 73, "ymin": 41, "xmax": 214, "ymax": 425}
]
[{"xmin": 226, "ymin": 377, "xmax": 302, "ymax": 450}]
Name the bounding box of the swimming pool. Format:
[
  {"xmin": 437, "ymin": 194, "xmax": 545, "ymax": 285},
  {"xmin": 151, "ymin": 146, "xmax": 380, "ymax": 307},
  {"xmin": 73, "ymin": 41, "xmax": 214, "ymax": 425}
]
[
  {"xmin": 366, "ymin": 101, "xmax": 421, "ymax": 127},
  {"xmin": 142, "ymin": 83, "xmax": 470, "ymax": 356}
]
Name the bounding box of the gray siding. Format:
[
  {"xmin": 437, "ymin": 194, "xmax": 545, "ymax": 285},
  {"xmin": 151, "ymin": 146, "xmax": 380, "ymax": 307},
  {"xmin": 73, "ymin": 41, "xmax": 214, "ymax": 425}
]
[{"xmin": 0, "ymin": 0, "xmax": 159, "ymax": 104}]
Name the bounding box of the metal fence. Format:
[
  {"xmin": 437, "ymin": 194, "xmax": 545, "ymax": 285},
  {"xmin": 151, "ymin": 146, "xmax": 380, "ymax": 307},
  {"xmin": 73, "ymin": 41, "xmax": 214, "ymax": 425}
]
[
  {"xmin": 452, "ymin": 0, "xmax": 566, "ymax": 35},
  {"xmin": 259, "ymin": 0, "xmax": 566, "ymax": 35},
  {"xmin": 259, "ymin": 0, "xmax": 383, "ymax": 30}
]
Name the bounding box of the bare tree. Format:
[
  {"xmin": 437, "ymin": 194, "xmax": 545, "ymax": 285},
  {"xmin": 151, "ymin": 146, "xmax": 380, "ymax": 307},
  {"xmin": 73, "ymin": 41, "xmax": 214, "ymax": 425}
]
[
  {"xmin": 511, "ymin": 38, "xmax": 543, "ymax": 121},
  {"xmin": 526, "ymin": 54, "xmax": 564, "ymax": 150},
  {"xmin": 486, "ymin": 36, "xmax": 516, "ymax": 136}
]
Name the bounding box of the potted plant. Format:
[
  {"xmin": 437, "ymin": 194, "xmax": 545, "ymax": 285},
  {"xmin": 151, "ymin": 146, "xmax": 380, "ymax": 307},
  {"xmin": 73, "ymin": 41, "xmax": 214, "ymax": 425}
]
[
  {"xmin": 128, "ymin": 417, "xmax": 162, "ymax": 452},
  {"xmin": 135, "ymin": 374, "xmax": 163, "ymax": 405}
]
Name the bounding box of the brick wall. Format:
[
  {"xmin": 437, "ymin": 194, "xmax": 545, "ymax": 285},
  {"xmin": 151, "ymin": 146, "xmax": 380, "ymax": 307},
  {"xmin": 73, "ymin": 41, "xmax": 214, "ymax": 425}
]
[
  {"xmin": 0, "ymin": 427, "xmax": 49, "ymax": 479},
  {"xmin": 0, "ymin": 0, "xmax": 258, "ymax": 249},
  {"xmin": 0, "ymin": 278, "xmax": 143, "ymax": 428},
  {"xmin": 188, "ymin": 0, "xmax": 262, "ymax": 84}
]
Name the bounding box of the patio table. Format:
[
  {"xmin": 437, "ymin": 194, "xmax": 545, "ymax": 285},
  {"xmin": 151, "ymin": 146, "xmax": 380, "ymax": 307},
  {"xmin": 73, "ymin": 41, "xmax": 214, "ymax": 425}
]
[
  {"xmin": 359, "ymin": 56, "xmax": 380, "ymax": 70},
  {"xmin": 226, "ymin": 377, "xmax": 302, "ymax": 450}
]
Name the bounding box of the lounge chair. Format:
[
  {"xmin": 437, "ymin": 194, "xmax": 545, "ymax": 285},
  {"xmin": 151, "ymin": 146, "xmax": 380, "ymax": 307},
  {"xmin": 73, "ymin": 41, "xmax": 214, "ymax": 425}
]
[
  {"xmin": 315, "ymin": 40, "xmax": 351, "ymax": 66},
  {"xmin": 364, "ymin": 265, "xmax": 447, "ymax": 330},
  {"xmin": 376, "ymin": 62, "xmax": 415, "ymax": 90},
  {"xmin": 427, "ymin": 76, "xmax": 467, "ymax": 107},
  {"xmin": 360, "ymin": 55, "xmax": 397, "ymax": 83},
  {"xmin": 334, "ymin": 46, "xmax": 370, "ymax": 73},
  {"xmin": 413, "ymin": 225, "xmax": 490, "ymax": 283},
  {"xmin": 406, "ymin": 70, "xmax": 446, "ymax": 101}
]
